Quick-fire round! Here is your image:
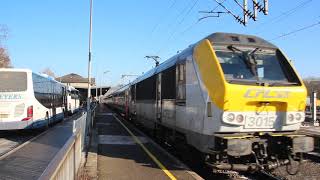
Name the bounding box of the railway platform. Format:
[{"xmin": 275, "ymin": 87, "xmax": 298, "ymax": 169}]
[
  {"xmin": 88, "ymin": 105, "xmax": 202, "ymax": 180},
  {"xmin": 299, "ymin": 126, "xmax": 320, "ymax": 137},
  {"xmin": 0, "ymin": 114, "xmax": 80, "ymax": 180},
  {"xmin": 299, "ymin": 125, "xmax": 320, "ymax": 153}
]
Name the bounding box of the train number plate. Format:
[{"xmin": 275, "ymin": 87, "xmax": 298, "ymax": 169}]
[{"xmin": 244, "ymin": 115, "xmax": 276, "ymax": 129}]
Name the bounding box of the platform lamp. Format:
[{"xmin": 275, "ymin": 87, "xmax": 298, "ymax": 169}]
[
  {"xmin": 121, "ymin": 74, "xmax": 139, "ymax": 84},
  {"xmin": 87, "ymin": 0, "xmax": 93, "ymax": 112},
  {"xmin": 100, "ymin": 70, "xmax": 110, "ymax": 100}
]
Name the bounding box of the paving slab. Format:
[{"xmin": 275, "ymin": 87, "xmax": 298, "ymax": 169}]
[
  {"xmin": 95, "ymin": 105, "xmax": 201, "ymax": 180},
  {"xmin": 0, "ymin": 115, "xmax": 79, "ymax": 180}
]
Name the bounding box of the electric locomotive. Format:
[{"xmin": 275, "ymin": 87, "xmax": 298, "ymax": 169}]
[{"xmin": 105, "ymin": 32, "xmax": 314, "ymax": 172}]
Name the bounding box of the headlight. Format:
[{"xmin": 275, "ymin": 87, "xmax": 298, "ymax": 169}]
[
  {"xmin": 286, "ymin": 112, "xmax": 305, "ymax": 125},
  {"xmin": 288, "ymin": 113, "xmax": 294, "ymax": 122},
  {"xmin": 236, "ymin": 114, "xmax": 244, "ymax": 123},
  {"xmin": 222, "ymin": 112, "xmax": 245, "ymax": 125},
  {"xmin": 295, "ymin": 113, "xmax": 302, "ymax": 121},
  {"xmin": 227, "ymin": 113, "xmax": 235, "ymax": 122}
]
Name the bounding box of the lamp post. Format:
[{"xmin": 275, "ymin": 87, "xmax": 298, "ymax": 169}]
[
  {"xmin": 121, "ymin": 74, "xmax": 139, "ymax": 84},
  {"xmin": 87, "ymin": 0, "xmax": 93, "ymax": 111}
]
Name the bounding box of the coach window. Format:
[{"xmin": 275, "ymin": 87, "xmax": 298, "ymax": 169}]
[
  {"xmin": 136, "ymin": 76, "xmax": 156, "ymax": 101},
  {"xmin": 176, "ymin": 62, "xmax": 186, "ymax": 104},
  {"xmin": 130, "ymin": 85, "xmax": 136, "ymax": 102},
  {"xmin": 161, "ymin": 66, "xmax": 176, "ymax": 99}
]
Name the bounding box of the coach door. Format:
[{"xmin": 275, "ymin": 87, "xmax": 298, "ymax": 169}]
[
  {"xmin": 160, "ymin": 66, "xmax": 176, "ymax": 128},
  {"xmin": 156, "ymin": 73, "xmax": 162, "ymax": 123},
  {"xmin": 130, "ymin": 85, "xmax": 136, "ymax": 120}
]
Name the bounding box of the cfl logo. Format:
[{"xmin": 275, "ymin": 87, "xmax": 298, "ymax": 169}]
[{"xmin": 244, "ymin": 89, "xmax": 289, "ymax": 98}]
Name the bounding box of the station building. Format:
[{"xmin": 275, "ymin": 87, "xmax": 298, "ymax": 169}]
[{"xmin": 56, "ymin": 73, "xmax": 110, "ymax": 102}]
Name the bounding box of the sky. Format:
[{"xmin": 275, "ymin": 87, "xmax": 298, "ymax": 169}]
[{"xmin": 0, "ymin": 0, "xmax": 319, "ymax": 87}]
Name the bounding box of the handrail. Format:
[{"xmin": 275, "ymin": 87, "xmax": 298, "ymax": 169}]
[
  {"xmin": 39, "ymin": 133, "xmax": 79, "ymax": 180},
  {"xmin": 38, "ymin": 105, "xmax": 96, "ymax": 180}
]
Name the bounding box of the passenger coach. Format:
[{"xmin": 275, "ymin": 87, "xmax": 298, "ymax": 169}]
[{"xmin": 0, "ymin": 68, "xmax": 69, "ymax": 130}]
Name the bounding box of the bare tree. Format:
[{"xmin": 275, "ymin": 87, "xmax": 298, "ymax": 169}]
[
  {"xmin": 0, "ymin": 47, "xmax": 11, "ymax": 68},
  {"xmin": 41, "ymin": 67, "xmax": 56, "ymax": 77},
  {"xmin": 0, "ymin": 25, "xmax": 11, "ymax": 68},
  {"xmin": 0, "ymin": 24, "xmax": 9, "ymax": 42}
]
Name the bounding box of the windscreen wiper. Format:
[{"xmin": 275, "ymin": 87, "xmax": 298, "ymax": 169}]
[
  {"xmin": 268, "ymin": 81, "xmax": 299, "ymax": 86},
  {"xmin": 227, "ymin": 45, "xmax": 261, "ymax": 80}
]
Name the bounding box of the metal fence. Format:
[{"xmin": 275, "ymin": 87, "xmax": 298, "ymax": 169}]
[{"xmin": 39, "ymin": 105, "xmax": 96, "ymax": 180}]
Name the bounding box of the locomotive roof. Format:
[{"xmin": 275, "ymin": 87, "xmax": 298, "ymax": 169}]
[
  {"xmin": 129, "ymin": 46, "xmax": 194, "ymax": 86},
  {"xmin": 206, "ymin": 32, "xmax": 277, "ymax": 49}
]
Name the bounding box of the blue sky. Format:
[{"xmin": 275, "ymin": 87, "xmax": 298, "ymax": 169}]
[{"xmin": 0, "ymin": 0, "xmax": 319, "ymax": 86}]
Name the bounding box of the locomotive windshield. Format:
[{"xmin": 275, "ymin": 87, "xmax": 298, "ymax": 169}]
[{"xmin": 215, "ymin": 46, "xmax": 300, "ymax": 86}]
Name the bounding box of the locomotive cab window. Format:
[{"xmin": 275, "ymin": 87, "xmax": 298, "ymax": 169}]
[{"xmin": 215, "ymin": 47, "xmax": 301, "ymax": 86}]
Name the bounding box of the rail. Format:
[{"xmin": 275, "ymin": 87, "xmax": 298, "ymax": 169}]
[{"xmin": 39, "ymin": 104, "xmax": 97, "ymax": 180}]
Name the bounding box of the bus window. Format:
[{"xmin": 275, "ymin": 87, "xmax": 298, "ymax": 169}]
[{"xmin": 0, "ymin": 72, "xmax": 27, "ymax": 92}]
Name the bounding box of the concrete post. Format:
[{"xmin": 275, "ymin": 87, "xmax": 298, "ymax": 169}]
[{"xmin": 311, "ymin": 91, "xmax": 318, "ymax": 126}]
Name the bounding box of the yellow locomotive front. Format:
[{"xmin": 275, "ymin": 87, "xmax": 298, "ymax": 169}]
[
  {"xmin": 195, "ymin": 33, "xmax": 307, "ymax": 132},
  {"xmin": 194, "ymin": 33, "xmax": 314, "ymax": 172}
]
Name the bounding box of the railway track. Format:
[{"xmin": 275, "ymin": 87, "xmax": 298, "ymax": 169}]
[
  {"xmin": 242, "ymin": 170, "xmax": 286, "ymax": 180},
  {"xmin": 0, "ymin": 130, "xmax": 44, "ymax": 159},
  {"xmin": 0, "ymin": 111, "xmax": 83, "ymax": 160},
  {"xmin": 113, "ymin": 110, "xmax": 320, "ymax": 180}
]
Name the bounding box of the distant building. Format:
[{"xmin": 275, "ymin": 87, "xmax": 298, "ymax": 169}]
[
  {"xmin": 56, "ymin": 73, "xmax": 109, "ymax": 102},
  {"xmin": 56, "ymin": 73, "xmax": 95, "ymax": 88},
  {"xmin": 304, "ymin": 79, "xmax": 320, "ymax": 96}
]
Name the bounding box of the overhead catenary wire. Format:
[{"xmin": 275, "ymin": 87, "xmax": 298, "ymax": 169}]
[
  {"xmin": 160, "ymin": 0, "xmax": 226, "ymax": 53},
  {"xmin": 156, "ymin": 0, "xmax": 200, "ymax": 54},
  {"xmin": 163, "ymin": 0, "xmax": 196, "ymax": 34},
  {"xmin": 214, "ymin": 0, "xmax": 246, "ymax": 25},
  {"xmin": 232, "ymin": 0, "xmax": 254, "ymax": 19},
  {"xmin": 150, "ymin": 0, "xmax": 194, "ymax": 55},
  {"xmin": 167, "ymin": 0, "xmax": 223, "ymax": 45},
  {"xmin": 198, "ymin": 0, "xmax": 227, "ymax": 21},
  {"xmin": 255, "ymin": 0, "xmax": 313, "ymax": 34},
  {"xmin": 269, "ymin": 20, "xmax": 320, "ymax": 41},
  {"xmin": 167, "ymin": 0, "xmax": 200, "ymax": 39},
  {"xmin": 150, "ymin": 0, "xmax": 177, "ymax": 36}
]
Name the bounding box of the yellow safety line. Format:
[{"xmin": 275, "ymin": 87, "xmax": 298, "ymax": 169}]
[{"xmin": 113, "ymin": 115, "xmax": 177, "ymax": 180}]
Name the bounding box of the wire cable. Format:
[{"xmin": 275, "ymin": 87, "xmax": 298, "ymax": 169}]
[
  {"xmin": 150, "ymin": 0, "xmax": 177, "ymax": 35},
  {"xmin": 269, "ymin": 20, "xmax": 320, "ymax": 41},
  {"xmin": 255, "ymin": 0, "xmax": 313, "ymax": 34},
  {"xmin": 156, "ymin": 0, "xmax": 200, "ymax": 54}
]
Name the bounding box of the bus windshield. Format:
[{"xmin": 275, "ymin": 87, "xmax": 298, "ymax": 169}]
[
  {"xmin": 0, "ymin": 72, "xmax": 28, "ymax": 92},
  {"xmin": 215, "ymin": 47, "xmax": 300, "ymax": 86}
]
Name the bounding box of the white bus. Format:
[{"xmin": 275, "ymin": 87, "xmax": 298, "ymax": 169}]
[
  {"xmin": 0, "ymin": 68, "xmax": 67, "ymax": 130},
  {"xmin": 66, "ymin": 86, "xmax": 80, "ymax": 114}
]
